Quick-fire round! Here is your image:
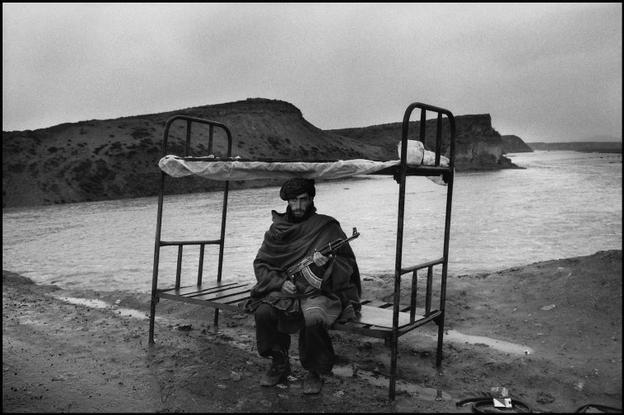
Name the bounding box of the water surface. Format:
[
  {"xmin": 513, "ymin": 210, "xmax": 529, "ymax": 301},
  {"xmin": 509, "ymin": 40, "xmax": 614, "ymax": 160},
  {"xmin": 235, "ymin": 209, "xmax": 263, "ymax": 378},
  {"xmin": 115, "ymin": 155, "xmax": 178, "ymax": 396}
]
[{"xmin": 3, "ymin": 151, "xmax": 621, "ymax": 293}]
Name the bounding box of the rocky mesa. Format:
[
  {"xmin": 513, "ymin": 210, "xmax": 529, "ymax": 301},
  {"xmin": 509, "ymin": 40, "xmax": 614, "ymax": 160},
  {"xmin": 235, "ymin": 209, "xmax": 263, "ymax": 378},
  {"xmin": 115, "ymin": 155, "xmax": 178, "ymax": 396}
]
[
  {"xmin": 500, "ymin": 135, "xmax": 534, "ymax": 154},
  {"xmin": 329, "ymin": 113, "xmax": 518, "ymax": 171},
  {"xmin": 3, "ymin": 98, "xmax": 519, "ymax": 208}
]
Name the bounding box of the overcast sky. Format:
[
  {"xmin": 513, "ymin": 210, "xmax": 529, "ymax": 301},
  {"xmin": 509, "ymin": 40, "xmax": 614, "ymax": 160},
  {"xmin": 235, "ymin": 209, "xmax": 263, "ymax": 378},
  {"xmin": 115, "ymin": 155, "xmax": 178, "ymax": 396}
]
[{"xmin": 3, "ymin": 3, "xmax": 622, "ymax": 141}]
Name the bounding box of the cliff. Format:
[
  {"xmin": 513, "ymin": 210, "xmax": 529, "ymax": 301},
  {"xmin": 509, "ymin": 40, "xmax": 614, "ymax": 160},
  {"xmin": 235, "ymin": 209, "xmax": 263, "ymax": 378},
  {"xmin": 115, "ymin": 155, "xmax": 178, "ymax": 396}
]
[
  {"xmin": 3, "ymin": 98, "xmax": 516, "ymax": 208},
  {"xmin": 330, "ymin": 114, "xmax": 518, "ymax": 171},
  {"xmin": 500, "ymin": 135, "xmax": 533, "ymax": 154}
]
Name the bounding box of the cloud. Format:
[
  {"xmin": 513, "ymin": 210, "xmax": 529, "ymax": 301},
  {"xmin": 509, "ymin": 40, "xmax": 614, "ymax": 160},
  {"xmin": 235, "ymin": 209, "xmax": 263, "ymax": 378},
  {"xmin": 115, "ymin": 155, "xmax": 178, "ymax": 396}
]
[{"xmin": 2, "ymin": 3, "xmax": 621, "ymax": 141}]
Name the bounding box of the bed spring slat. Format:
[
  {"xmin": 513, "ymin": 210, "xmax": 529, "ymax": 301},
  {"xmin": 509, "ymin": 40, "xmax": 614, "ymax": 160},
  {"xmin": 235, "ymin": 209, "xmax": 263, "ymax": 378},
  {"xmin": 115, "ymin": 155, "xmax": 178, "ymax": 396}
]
[{"xmin": 158, "ymin": 281, "xmax": 241, "ymax": 296}]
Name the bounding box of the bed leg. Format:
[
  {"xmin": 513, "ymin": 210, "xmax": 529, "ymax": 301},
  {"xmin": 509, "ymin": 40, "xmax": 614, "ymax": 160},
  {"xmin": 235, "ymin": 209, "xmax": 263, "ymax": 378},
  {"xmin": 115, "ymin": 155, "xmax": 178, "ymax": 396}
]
[
  {"xmin": 213, "ymin": 308, "xmax": 220, "ymax": 333},
  {"xmin": 436, "ymin": 311, "xmax": 445, "ymax": 367},
  {"xmin": 148, "ymin": 298, "xmax": 157, "ymax": 344},
  {"xmin": 388, "ymin": 333, "xmax": 398, "ymax": 400}
]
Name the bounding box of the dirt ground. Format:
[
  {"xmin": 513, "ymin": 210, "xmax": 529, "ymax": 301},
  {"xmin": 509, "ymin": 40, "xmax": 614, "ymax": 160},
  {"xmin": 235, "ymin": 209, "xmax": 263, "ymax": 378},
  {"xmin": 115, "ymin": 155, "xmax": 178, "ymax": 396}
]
[{"xmin": 2, "ymin": 250, "xmax": 622, "ymax": 413}]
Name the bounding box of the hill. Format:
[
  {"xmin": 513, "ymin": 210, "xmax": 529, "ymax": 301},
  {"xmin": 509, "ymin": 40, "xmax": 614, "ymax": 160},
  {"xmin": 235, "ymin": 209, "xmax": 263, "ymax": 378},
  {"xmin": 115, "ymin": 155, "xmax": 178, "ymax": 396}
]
[{"xmin": 3, "ymin": 98, "xmax": 517, "ymax": 208}]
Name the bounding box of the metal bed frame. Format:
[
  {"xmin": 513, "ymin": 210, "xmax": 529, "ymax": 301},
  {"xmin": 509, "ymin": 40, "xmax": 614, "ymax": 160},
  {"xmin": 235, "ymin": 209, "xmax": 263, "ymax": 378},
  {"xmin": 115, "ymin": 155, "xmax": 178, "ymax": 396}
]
[{"xmin": 148, "ymin": 102, "xmax": 456, "ymax": 401}]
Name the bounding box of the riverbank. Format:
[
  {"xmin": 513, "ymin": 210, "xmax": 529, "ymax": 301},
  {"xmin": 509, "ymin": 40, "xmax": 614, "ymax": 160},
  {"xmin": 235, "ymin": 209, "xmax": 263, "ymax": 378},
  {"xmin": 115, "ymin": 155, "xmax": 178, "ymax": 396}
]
[{"xmin": 2, "ymin": 250, "xmax": 622, "ymax": 413}]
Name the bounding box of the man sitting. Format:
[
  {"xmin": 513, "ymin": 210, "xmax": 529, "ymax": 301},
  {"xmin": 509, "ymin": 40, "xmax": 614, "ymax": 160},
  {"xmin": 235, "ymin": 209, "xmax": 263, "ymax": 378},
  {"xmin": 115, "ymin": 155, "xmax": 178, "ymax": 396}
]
[{"xmin": 248, "ymin": 177, "xmax": 361, "ymax": 394}]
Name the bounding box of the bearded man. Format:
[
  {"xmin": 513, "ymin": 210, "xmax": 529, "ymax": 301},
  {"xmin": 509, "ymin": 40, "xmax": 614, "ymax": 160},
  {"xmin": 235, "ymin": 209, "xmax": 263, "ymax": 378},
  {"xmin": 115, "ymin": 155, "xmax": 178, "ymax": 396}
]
[{"xmin": 248, "ymin": 177, "xmax": 361, "ymax": 395}]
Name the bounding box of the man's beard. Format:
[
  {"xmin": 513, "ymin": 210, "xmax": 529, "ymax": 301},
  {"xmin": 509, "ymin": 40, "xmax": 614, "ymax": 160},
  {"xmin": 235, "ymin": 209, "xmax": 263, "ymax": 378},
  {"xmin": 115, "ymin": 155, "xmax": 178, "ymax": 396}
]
[{"xmin": 286, "ymin": 203, "xmax": 316, "ymax": 223}]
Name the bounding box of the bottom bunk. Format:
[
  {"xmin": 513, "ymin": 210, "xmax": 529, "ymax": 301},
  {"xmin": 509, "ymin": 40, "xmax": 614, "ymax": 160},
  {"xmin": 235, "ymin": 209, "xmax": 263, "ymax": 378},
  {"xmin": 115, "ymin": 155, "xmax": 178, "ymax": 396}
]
[{"xmin": 155, "ymin": 279, "xmax": 444, "ymax": 341}]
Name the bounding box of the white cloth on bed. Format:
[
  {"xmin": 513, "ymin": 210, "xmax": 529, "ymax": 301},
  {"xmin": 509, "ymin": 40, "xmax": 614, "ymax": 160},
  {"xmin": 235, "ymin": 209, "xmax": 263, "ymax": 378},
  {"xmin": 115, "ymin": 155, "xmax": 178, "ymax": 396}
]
[
  {"xmin": 158, "ymin": 141, "xmax": 449, "ymax": 182},
  {"xmin": 399, "ymin": 139, "xmax": 425, "ymax": 165},
  {"xmin": 398, "ymin": 140, "xmax": 450, "ymax": 167},
  {"xmin": 158, "ymin": 157, "xmax": 401, "ymax": 181}
]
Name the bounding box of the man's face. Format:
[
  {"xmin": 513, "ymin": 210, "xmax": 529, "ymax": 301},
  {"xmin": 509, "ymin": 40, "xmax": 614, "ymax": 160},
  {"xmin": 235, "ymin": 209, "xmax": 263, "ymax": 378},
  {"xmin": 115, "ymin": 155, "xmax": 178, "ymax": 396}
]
[{"xmin": 288, "ymin": 192, "xmax": 312, "ymax": 219}]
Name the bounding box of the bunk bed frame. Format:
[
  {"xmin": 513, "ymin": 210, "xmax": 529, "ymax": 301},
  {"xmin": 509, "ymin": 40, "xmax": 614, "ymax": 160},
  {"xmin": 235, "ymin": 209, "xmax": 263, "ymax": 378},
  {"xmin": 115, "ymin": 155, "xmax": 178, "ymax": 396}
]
[{"xmin": 148, "ymin": 102, "xmax": 456, "ymax": 401}]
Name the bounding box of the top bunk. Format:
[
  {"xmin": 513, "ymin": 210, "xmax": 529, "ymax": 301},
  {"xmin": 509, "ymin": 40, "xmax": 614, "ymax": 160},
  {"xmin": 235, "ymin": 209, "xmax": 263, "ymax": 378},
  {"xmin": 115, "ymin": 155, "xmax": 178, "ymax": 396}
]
[{"xmin": 157, "ymin": 102, "xmax": 456, "ymax": 184}]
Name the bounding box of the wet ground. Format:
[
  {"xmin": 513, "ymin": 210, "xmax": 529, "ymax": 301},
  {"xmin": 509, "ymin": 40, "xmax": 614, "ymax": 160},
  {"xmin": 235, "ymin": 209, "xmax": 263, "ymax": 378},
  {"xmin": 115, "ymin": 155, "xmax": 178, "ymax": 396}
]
[{"xmin": 3, "ymin": 250, "xmax": 622, "ymax": 412}]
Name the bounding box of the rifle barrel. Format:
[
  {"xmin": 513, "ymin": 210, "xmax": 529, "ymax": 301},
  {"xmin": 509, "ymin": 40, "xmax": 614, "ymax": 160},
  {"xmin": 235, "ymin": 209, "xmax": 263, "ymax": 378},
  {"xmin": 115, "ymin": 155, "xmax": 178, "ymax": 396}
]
[{"xmin": 286, "ymin": 231, "xmax": 360, "ymax": 275}]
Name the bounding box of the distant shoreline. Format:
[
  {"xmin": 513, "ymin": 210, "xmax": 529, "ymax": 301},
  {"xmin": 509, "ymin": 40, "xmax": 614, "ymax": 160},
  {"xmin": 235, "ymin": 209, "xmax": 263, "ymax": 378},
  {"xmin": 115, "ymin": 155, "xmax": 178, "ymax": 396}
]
[{"xmin": 527, "ymin": 141, "xmax": 622, "ymax": 153}]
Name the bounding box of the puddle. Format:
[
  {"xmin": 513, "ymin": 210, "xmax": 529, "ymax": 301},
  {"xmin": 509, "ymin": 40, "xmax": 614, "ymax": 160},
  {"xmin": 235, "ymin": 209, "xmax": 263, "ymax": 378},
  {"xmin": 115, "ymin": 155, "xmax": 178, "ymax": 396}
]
[
  {"xmin": 333, "ymin": 365, "xmax": 452, "ymax": 402},
  {"xmin": 55, "ymin": 296, "xmax": 110, "ymax": 309},
  {"xmin": 443, "ymin": 330, "xmax": 534, "ymax": 355},
  {"xmin": 54, "ymin": 296, "xmax": 152, "ymax": 320}
]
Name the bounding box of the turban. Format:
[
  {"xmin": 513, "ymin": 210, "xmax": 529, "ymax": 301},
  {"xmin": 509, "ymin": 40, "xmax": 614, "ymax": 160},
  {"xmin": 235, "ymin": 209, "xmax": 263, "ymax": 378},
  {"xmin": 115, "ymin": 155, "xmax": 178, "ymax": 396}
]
[{"xmin": 280, "ymin": 178, "xmax": 316, "ymax": 200}]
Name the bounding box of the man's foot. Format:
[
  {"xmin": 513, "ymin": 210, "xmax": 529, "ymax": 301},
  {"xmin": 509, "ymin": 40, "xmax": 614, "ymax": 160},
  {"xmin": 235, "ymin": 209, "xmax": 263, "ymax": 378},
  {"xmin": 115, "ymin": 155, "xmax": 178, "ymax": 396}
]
[
  {"xmin": 303, "ymin": 371, "xmax": 322, "ymax": 394},
  {"xmin": 260, "ymin": 355, "xmax": 291, "ymax": 387}
]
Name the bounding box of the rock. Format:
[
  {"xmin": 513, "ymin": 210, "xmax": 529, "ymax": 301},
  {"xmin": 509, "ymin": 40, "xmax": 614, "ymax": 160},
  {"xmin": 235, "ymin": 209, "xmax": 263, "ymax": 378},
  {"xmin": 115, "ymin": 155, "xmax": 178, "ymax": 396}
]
[
  {"xmin": 536, "ymin": 391, "xmax": 556, "ymax": 404},
  {"xmin": 176, "ymin": 325, "xmax": 192, "ymax": 331}
]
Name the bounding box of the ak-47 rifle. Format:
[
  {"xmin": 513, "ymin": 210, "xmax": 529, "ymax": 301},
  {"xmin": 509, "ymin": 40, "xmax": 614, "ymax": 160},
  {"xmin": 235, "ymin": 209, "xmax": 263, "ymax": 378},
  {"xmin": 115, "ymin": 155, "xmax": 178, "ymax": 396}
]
[{"xmin": 286, "ymin": 227, "xmax": 360, "ymax": 289}]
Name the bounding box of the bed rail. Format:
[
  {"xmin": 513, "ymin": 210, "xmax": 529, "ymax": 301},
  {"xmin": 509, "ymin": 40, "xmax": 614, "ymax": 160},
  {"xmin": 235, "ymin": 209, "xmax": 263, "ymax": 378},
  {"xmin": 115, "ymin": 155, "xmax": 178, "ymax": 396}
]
[
  {"xmin": 387, "ymin": 102, "xmax": 455, "ymax": 398},
  {"xmin": 149, "ymin": 116, "xmax": 233, "ymax": 343}
]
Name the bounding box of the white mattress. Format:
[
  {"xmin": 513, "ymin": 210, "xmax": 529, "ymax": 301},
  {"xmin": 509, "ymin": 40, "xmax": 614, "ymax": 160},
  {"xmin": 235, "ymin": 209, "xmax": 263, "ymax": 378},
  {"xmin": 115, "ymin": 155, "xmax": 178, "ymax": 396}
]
[{"xmin": 158, "ymin": 140, "xmax": 449, "ymax": 182}]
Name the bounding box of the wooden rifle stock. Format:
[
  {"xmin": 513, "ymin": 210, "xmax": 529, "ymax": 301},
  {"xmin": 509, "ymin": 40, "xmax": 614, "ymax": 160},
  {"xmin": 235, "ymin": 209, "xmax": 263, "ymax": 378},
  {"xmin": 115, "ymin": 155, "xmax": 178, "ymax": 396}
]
[{"xmin": 286, "ymin": 227, "xmax": 360, "ymax": 277}]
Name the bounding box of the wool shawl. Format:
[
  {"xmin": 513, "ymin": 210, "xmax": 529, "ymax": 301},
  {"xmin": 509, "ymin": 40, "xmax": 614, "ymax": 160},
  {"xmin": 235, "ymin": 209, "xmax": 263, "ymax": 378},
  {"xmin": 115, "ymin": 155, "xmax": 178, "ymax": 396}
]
[{"xmin": 251, "ymin": 210, "xmax": 361, "ymax": 313}]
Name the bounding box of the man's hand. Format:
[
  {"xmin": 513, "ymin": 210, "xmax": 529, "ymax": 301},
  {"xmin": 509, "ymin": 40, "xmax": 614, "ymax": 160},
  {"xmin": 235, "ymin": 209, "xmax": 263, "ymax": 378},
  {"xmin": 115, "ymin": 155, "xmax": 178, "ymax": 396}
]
[
  {"xmin": 281, "ymin": 279, "xmax": 296, "ymax": 295},
  {"xmin": 312, "ymin": 251, "xmax": 329, "ymax": 267}
]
